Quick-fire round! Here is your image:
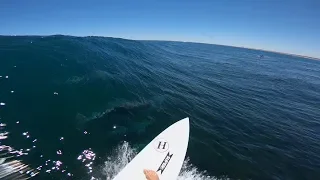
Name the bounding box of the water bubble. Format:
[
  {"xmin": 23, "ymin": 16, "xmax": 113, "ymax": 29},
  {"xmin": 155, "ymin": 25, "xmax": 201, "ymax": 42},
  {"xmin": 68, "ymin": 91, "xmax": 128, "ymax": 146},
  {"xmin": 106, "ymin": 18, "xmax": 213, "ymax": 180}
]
[
  {"xmin": 16, "ymin": 121, "xmax": 20, "ymax": 124},
  {"xmin": 53, "ymin": 92, "xmax": 59, "ymax": 95},
  {"xmin": 113, "ymin": 125, "xmax": 117, "ymax": 129},
  {"xmin": 60, "ymin": 137, "xmax": 64, "ymax": 140},
  {"xmin": 0, "ymin": 102, "xmax": 5, "ymax": 106},
  {"xmin": 56, "ymin": 161, "xmax": 62, "ymax": 166},
  {"xmin": 11, "ymin": 91, "xmax": 14, "ymax": 93},
  {"xmin": 5, "ymin": 76, "xmax": 8, "ymax": 78}
]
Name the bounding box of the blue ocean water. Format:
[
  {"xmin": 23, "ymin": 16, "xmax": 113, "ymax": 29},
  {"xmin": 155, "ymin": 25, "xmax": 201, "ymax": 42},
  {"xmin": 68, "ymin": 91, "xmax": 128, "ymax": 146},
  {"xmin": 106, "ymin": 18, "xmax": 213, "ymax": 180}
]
[{"xmin": 0, "ymin": 35, "xmax": 320, "ymax": 180}]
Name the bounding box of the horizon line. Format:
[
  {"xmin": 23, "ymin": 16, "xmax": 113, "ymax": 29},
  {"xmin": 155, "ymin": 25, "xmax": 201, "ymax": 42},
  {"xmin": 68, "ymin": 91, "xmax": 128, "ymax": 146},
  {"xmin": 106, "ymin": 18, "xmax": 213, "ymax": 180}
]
[{"xmin": 1, "ymin": 34, "xmax": 319, "ymax": 61}]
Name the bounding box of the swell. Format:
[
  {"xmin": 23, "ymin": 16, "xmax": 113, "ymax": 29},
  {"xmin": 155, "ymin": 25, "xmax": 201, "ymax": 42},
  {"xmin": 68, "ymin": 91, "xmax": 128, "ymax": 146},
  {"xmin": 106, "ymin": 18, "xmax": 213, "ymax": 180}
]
[{"xmin": 1, "ymin": 35, "xmax": 320, "ymax": 180}]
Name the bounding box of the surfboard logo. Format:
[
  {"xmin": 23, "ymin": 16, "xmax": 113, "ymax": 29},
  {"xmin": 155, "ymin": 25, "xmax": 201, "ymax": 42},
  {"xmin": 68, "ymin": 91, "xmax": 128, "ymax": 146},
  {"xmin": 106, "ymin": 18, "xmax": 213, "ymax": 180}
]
[
  {"xmin": 157, "ymin": 152, "xmax": 173, "ymax": 174},
  {"xmin": 154, "ymin": 138, "xmax": 169, "ymax": 153}
]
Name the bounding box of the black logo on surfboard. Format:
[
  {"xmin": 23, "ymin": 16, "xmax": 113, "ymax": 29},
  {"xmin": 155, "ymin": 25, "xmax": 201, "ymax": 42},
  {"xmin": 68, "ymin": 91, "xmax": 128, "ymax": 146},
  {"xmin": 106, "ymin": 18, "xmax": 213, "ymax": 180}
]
[
  {"xmin": 157, "ymin": 152, "xmax": 173, "ymax": 174},
  {"xmin": 154, "ymin": 139, "xmax": 169, "ymax": 153}
]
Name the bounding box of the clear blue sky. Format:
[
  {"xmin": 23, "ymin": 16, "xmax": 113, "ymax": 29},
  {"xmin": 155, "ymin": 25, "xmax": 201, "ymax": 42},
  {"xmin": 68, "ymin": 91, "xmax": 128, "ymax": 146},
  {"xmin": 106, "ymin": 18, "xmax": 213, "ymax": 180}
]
[{"xmin": 1, "ymin": 0, "xmax": 319, "ymax": 58}]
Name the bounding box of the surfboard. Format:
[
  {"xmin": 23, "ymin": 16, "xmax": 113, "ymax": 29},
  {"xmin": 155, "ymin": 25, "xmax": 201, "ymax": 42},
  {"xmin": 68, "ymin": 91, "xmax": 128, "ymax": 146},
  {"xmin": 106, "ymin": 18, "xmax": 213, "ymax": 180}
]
[{"xmin": 113, "ymin": 117, "xmax": 190, "ymax": 180}]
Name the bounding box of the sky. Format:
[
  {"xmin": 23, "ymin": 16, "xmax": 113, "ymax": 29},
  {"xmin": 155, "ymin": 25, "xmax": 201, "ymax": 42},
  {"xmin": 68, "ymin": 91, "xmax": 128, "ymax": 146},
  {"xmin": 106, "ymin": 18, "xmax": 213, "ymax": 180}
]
[{"xmin": 1, "ymin": 0, "xmax": 320, "ymax": 58}]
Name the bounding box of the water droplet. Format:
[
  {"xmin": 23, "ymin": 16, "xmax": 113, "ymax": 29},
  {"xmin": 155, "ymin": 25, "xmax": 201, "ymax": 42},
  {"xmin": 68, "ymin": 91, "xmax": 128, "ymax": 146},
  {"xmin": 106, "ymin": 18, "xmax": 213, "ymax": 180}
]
[
  {"xmin": 11, "ymin": 91, "xmax": 14, "ymax": 93},
  {"xmin": 5, "ymin": 76, "xmax": 8, "ymax": 78},
  {"xmin": 60, "ymin": 137, "xmax": 64, "ymax": 140},
  {"xmin": 16, "ymin": 121, "xmax": 19, "ymax": 124},
  {"xmin": 84, "ymin": 131, "xmax": 88, "ymax": 134},
  {"xmin": 0, "ymin": 102, "xmax": 5, "ymax": 106},
  {"xmin": 113, "ymin": 125, "xmax": 117, "ymax": 129},
  {"xmin": 54, "ymin": 92, "xmax": 58, "ymax": 95}
]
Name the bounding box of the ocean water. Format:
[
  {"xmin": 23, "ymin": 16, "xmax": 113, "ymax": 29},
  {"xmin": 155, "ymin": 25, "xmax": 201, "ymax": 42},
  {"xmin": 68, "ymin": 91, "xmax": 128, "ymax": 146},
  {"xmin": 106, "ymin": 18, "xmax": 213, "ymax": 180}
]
[{"xmin": 0, "ymin": 35, "xmax": 320, "ymax": 180}]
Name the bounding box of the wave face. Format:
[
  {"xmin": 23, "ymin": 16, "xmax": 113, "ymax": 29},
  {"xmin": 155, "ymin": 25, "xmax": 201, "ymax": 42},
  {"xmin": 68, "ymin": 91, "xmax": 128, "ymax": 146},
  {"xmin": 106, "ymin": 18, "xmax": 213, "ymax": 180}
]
[{"xmin": 0, "ymin": 35, "xmax": 320, "ymax": 180}]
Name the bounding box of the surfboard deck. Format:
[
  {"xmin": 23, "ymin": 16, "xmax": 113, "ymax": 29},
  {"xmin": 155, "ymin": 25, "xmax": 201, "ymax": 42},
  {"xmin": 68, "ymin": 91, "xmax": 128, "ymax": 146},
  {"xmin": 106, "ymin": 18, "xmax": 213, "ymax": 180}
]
[{"xmin": 113, "ymin": 117, "xmax": 190, "ymax": 180}]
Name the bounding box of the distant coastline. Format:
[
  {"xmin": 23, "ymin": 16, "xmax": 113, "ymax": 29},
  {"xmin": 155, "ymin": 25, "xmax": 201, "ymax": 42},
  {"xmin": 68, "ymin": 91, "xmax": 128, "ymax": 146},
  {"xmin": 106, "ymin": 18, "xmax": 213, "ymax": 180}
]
[
  {"xmin": 175, "ymin": 40, "xmax": 320, "ymax": 61},
  {"xmin": 238, "ymin": 46, "xmax": 320, "ymax": 61},
  {"xmin": 138, "ymin": 38, "xmax": 320, "ymax": 61}
]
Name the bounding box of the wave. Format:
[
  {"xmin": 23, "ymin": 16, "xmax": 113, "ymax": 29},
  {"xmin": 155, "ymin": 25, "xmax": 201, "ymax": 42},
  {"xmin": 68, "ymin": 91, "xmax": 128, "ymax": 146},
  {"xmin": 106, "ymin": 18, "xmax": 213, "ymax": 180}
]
[{"xmin": 76, "ymin": 100, "xmax": 152, "ymax": 126}]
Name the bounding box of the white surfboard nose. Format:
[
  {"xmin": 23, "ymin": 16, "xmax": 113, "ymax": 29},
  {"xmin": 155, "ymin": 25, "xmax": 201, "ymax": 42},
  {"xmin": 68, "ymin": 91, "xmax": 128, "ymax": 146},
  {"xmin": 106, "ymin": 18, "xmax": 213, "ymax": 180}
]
[
  {"xmin": 113, "ymin": 117, "xmax": 190, "ymax": 180},
  {"xmin": 173, "ymin": 117, "xmax": 189, "ymax": 132},
  {"xmin": 179, "ymin": 117, "xmax": 189, "ymax": 125}
]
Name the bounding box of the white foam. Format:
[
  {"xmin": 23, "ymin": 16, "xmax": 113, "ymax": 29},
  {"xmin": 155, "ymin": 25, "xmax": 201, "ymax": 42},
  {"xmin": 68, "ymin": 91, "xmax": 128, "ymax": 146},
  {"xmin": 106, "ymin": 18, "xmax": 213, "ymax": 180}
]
[{"xmin": 99, "ymin": 142, "xmax": 220, "ymax": 180}]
